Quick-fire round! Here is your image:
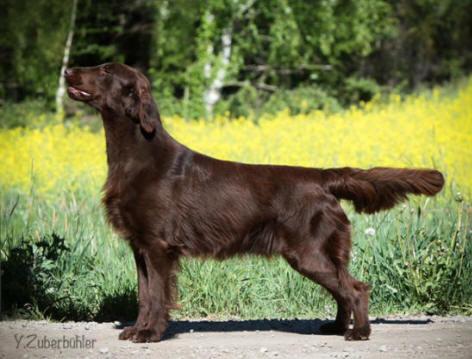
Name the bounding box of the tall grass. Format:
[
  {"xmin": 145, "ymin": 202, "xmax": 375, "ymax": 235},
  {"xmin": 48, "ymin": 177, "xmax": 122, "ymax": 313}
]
[{"xmin": 1, "ymin": 189, "xmax": 470, "ymax": 321}]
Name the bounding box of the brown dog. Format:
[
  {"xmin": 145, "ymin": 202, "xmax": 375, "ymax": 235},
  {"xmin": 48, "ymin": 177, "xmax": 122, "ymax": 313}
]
[{"xmin": 65, "ymin": 63, "xmax": 444, "ymax": 343}]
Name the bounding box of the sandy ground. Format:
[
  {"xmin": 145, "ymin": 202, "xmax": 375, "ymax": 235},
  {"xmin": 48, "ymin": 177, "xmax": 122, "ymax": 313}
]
[{"xmin": 1, "ymin": 316, "xmax": 471, "ymax": 359}]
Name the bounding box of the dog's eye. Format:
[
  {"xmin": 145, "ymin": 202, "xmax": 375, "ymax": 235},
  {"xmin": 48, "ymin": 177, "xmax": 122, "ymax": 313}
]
[{"xmin": 127, "ymin": 88, "xmax": 135, "ymax": 97}]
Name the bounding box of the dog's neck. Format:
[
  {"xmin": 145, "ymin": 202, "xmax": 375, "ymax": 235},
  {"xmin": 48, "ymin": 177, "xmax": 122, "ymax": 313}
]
[{"xmin": 100, "ymin": 109, "xmax": 177, "ymax": 173}]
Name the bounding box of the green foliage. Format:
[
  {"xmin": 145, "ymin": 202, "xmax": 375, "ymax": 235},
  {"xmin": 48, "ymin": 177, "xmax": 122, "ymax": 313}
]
[
  {"xmin": 352, "ymin": 201, "xmax": 472, "ymax": 314},
  {"xmin": 2, "ymin": 0, "xmax": 472, "ymax": 117},
  {"xmin": 261, "ymin": 86, "xmax": 341, "ymax": 116},
  {"xmin": 215, "ymin": 85, "xmax": 341, "ymax": 118},
  {"xmin": 148, "ymin": 0, "xmax": 472, "ymax": 119},
  {"xmin": 342, "ymin": 77, "xmax": 382, "ymax": 104},
  {"xmin": 1, "ymin": 234, "xmax": 101, "ymax": 320},
  {"xmin": 71, "ymin": 0, "xmax": 155, "ymax": 67},
  {"xmin": 0, "ymin": 100, "xmax": 55, "ymax": 129},
  {"xmin": 0, "ymin": 0, "xmax": 71, "ymax": 100},
  {"xmin": 381, "ymin": 0, "xmax": 472, "ymax": 86}
]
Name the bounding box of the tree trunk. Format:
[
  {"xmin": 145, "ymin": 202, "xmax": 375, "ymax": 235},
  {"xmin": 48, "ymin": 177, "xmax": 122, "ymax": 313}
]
[
  {"xmin": 203, "ymin": 26, "xmax": 233, "ymax": 118},
  {"xmin": 56, "ymin": 0, "xmax": 78, "ymax": 116},
  {"xmin": 202, "ymin": 1, "xmax": 253, "ymax": 118}
]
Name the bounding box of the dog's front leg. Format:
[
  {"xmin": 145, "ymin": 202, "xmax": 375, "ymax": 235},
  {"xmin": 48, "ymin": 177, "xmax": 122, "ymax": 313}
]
[
  {"xmin": 119, "ymin": 244, "xmax": 150, "ymax": 340},
  {"xmin": 133, "ymin": 247, "xmax": 175, "ymax": 343}
]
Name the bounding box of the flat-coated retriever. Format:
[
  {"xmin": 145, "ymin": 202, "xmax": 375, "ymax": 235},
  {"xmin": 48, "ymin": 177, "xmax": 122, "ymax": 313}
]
[{"xmin": 65, "ymin": 63, "xmax": 444, "ymax": 343}]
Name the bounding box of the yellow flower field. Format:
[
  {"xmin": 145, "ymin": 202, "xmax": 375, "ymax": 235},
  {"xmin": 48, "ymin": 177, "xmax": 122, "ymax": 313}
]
[{"xmin": 1, "ymin": 80, "xmax": 471, "ymax": 196}]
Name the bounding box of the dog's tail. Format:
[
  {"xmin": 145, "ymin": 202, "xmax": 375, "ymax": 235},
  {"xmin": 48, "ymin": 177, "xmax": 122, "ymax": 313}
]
[{"xmin": 322, "ymin": 167, "xmax": 444, "ymax": 214}]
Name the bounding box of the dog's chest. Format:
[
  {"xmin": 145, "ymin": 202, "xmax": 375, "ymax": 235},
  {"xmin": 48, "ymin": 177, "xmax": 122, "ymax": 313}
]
[
  {"xmin": 102, "ymin": 169, "xmax": 147, "ymax": 239},
  {"xmin": 102, "ymin": 168, "xmax": 165, "ymax": 240},
  {"xmin": 102, "ymin": 178, "xmax": 130, "ymax": 237}
]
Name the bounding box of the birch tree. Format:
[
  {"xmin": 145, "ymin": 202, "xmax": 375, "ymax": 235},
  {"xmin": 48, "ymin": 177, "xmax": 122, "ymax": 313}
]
[
  {"xmin": 202, "ymin": 0, "xmax": 254, "ymax": 118},
  {"xmin": 203, "ymin": 21, "xmax": 233, "ymax": 118},
  {"xmin": 56, "ymin": 0, "xmax": 78, "ymax": 116}
]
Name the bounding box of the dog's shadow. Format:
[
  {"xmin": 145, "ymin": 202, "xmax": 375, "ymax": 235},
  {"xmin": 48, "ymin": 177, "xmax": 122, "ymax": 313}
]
[{"xmin": 114, "ymin": 317, "xmax": 433, "ymax": 340}]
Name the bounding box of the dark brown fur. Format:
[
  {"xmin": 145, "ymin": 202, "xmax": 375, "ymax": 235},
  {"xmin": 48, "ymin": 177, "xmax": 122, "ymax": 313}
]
[{"xmin": 65, "ymin": 64, "xmax": 444, "ymax": 343}]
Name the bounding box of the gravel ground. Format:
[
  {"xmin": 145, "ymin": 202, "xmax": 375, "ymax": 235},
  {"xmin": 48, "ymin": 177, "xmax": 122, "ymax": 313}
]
[{"xmin": 1, "ymin": 316, "xmax": 471, "ymax": 359}]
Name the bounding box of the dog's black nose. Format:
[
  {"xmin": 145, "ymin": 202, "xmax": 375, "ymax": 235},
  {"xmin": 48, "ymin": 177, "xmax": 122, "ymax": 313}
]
[{"xmin": 64, "ymin": 68, "xmax": 73, "ymax": 78}]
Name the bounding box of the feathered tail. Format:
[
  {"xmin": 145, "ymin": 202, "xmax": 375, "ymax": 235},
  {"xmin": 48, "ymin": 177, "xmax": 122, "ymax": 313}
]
[{"xmin": 322, "ymin": 167, "xmax": 444, "ymax": 213}]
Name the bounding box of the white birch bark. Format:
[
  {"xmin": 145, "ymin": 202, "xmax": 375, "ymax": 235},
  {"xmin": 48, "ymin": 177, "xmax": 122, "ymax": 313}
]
[
  {"xmin": 203, "ymin": 26, "xmax": 232, "ymax": 118},
  {"xmin": 202, "ymin": 0, "xmax": 254, "ymax": 118},
  {"xmin": 56, "ymin": 0, "xmax": 78, "ymax": 115}
]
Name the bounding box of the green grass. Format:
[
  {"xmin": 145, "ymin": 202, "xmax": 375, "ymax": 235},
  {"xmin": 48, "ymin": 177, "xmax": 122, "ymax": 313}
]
[{"xmin": 1, "ymin": 186, "xmax": 471, "ymax": 322}]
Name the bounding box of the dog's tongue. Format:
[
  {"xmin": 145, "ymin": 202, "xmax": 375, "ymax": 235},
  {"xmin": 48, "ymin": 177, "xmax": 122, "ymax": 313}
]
[{"xmin": 68, "ymin": 87, "xmax": 91, "ymax": 97}]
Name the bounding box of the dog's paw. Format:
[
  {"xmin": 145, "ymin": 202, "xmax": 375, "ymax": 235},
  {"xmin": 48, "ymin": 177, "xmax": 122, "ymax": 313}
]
[
  {"xmin": 319, "ymin": 322, "xmax": 348, "ymax": 335},
  {"xmin": 118, "ymin": 326, "xmax": 137, "ymax": 340},
  {"xmin": 344, "ymin": 326, "xmax": 370, "ymax": 341},
  {"xmin": 133, "ymin": 328, "xmax": 162, "ymax": 343}
]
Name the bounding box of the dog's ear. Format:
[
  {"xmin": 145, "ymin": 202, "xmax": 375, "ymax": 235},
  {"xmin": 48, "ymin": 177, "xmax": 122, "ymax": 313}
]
[{"xmin": 136, "ymin": 78, "xmax": 160, "ymax": 134}]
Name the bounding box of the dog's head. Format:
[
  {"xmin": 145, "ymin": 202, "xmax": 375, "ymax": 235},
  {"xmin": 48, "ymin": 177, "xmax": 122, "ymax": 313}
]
[{"xmin": 65, "ymin": 63, "xmax": 159, "ymax": 134}]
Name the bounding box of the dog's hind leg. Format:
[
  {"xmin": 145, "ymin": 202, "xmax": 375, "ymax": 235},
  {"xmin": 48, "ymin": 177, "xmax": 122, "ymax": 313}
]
[
  {"xmin": 283, "ymin": 205, "xmax": 370, "ymax": 340},
  {"xmin": 285, "ymin": 243, "xmax": 370, "ymax": 340}
]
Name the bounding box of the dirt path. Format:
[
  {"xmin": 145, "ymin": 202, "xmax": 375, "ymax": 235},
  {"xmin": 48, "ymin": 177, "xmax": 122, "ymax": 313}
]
[{"xmin": 1, "ymin": 316, "xmax": 471, "ymax": 359}]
